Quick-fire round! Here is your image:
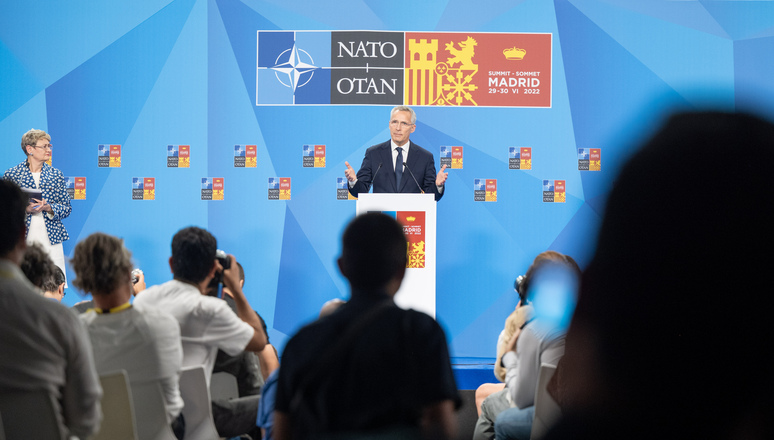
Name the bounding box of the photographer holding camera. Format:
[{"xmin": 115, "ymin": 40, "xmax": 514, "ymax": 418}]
[{"xmin": 134, "ymin": 226, "xmax": 267, "ymax": 385}]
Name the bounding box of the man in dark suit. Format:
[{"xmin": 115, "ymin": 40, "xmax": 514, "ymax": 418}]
[{"xmin": 344, "ymin": 106, "xmax": 448, "ymax": 201}]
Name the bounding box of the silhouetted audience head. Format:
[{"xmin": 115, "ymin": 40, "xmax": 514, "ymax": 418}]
[
  {"xmin": 553, "ymin": 112, "xmax": 774, "ymax": 439},
  {"xmin": 338, "ymin": 213, "xmax": 407, "ymax": 291},
  {"xmin": 71, "ymin": 233, "xmax": 133, "ymax": 296},
  {"xmin": 20, "ymin": 243, "xmax": 57, "ymax": 290},
  {"xmin": 43, "ymin": 266, "xmax": 66, "ymax": 292},
  {"xmin": 518, "ymin": 250, "xmax": 580, "ymax": 303},
  {"xmin": 171, "ymin": 226, "xmax": 217, "ymax": 284},
  {"xmin": 42, "ymin": 266, "xmax": 67, "ymax": 301},
  {"xmin": 0, "ymin": 180, "xmax": 26, "ymax": 260}
]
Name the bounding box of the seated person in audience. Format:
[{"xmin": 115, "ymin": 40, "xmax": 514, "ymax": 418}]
[
  {"xmin": 274, "ymin": 213, "xmax": 461, "ymax": 440},
  {"xmin": 257, "ymin": 298, "xmax": 344, "ymax": 440},
  {"xmin": 0, "ymin": 180, "xmax": 102, "ymax": 439},
  {"xmin": 72, "ymin": 266, "xmax": 146, "ymax": 313},
  {"xmin": 19, "ymin": 242, "xmax": 56, "ymax": 292},
  {"xmin": 473, "ymin": 251, "xmax": 579, "ymax": 440},
  {"xmin": 206, "ymin": 262, "xmax": 277, "ymax": 439},
  {"xmin": 216, "ymin": 261, "xmax": 279, "ymax": 383},
  {"xmin": 543, "ymin": 112, "xmax": 774, "ymax": 439},
  {"xmin": 42, "ymin": 266, "xmax": 67, "ymax": 301},
  {"xmin": 474, "ymin": 275, "xmax": 535, "ymax": 416},
  {"xmin": 71, "ymin": 232, "xmax": 185, "ymax": 440},
  {"xmin": 257, "ymin": 368, "xmax": 279, "ymax": 440},
  {"xmin": 133, "ymin": 226, "xmax": 267, "ymax": 383}
]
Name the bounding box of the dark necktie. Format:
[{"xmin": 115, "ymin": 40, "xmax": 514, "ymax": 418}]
[{"xmin": 395, "ymin": 147, "xmax": 404, "ymax": 189}]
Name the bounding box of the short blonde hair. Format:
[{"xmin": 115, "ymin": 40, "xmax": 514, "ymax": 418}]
[
  {"xmin": 21, "ymin": 129, "xmax": 50, "ymax": 156},
  {"xmin": 71, "ymin": 233, "xmax": 133, "ymax": 295}
]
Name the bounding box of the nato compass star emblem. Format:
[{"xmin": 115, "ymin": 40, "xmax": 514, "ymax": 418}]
[{"xmin": 271, "ymin": 44, "xmax": 318, "ymax": 92}]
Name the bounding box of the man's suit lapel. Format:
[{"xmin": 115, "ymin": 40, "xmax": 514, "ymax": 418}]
[
  {"xmin": 400, "ymin": 141, "xmax": 421, "ymax": 193},
  {"xmin": 378, "ymin": 142, "xmax": 397, "ymax": 192}
]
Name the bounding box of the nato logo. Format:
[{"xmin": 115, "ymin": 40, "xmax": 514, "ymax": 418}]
[
  {"xmin": 98, "ymin": 144, "xmax": 110, "ymax": 167},
  {"xmin": 542, "ymin": 180, "xmax": 554, "ymax": 192},
  {"xmin": 132, "ymin": 177, "xmax": 145, "ymax": 200},
  {"xmin": 202, "ymin": 178, "xmax": 212, "ymax": 190},
  {"xmin": 268, "ymin": 178, "xmax": 281, "ymax": 200},
  {"xmin": 509, "ymin": 147, "xmax": 519, "ymax": 159},
  {"xmin": 257, "ymin": 31, "xmax": 331, "ymax": 105},
  {"xmin": 234, "ymin": 145, "xmax": 246, "ymax": 157},
  {"xmin": 578, "ymin": 148, "xmax": 590, "ymax": 171},
  {"xmin": 474, "ymin": 179, "xmax": 486, "ymax": 191},
  {"xmin": 65, "ymin": 177, "xmax": 75, "ymax": 189},
  {"xmin": 168, "ymin": 145, "xmax": 178, "ymax": 157}
]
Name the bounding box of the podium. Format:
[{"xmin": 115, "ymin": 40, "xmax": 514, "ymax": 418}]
[{"xmin": 356, "ymin": 193, "xmax": 437, "ymax": 317}]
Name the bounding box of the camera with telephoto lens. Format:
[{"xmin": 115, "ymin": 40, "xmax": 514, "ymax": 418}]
[
  {"xmin": 131, "ymin": 269, "xmax": 142, "ymax": 285},
  {"xmin": 215, "ymin": 249, "xmax": 230, "ymax": 270}
]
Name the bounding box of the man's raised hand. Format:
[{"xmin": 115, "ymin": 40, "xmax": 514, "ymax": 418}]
[
  {"xmin": 436, "ymin": 165, "xmax": 448, "ymax": 187},
  {"xmin": 345, "ymin": 161, "xmax": 357, "ymax": 182}
]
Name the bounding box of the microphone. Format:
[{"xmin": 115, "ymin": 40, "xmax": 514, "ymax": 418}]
[
  {"xmin": 402, "ymin": 161, "xmax": 424, "ymax": 194},
  {"xmin": 368, "ymin": 162, "xmax": 383, "ymax": 192}
]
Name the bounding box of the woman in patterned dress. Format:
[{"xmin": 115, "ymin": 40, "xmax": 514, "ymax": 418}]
[{"xmin": 4, "ymin": 129, "xmax": 72, "ymax": 284}]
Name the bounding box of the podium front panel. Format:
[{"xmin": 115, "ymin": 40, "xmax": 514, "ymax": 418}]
[{"xmin": 356, "ymin": 193, "xmax": 436, "ymax": 317}]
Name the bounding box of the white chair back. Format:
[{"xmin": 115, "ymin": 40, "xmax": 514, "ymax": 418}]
[
  {"xmin": 179, "ymin": 365, "xmax": 219, "ymax": 440},
  {"xmin": 94, "ymin": 370, "xmax": 138, "ymax": 440},
  {"xmin": 0, "ymin": 389, "xmax": 65, "ymax": 439},
  {"xmin": 530, "ymin": 363, "xmax": 560, "ymax": 440},
  {"xmin": 131, "ymin": 382, "xmax": 178, "ymax": 440}
]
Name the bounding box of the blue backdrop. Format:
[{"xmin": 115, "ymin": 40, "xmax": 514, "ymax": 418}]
[{"xmin": 3, "ymin": 0, "xmax": 774, "ymax": 360}]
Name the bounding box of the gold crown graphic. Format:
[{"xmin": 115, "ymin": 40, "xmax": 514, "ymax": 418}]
[
  {"xmin": 406, "ymin": 216, "xmax": 416, "ymax": 222},
  {"xmin": 503, "ymin": 47, "xmax": 526, "ymax": 60}
]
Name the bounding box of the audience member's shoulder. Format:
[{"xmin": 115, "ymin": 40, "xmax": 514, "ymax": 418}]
[
  {"xmin": 404, "ymin": 308, "xmax": 446, "ymax": 335},
  {"xmin": 135, "ymin": 303, "xmax": 179, "ymax": 324},
  {"xmin": 197, "ymin": 294, "xmax": 243, "ymax": 322},
  {"xmin": 71, "ymin": 300, "xmax": 94, "ymax": 314},
  {"xmin": 282, "ymin": 315, "xmax": 330, "ymax": 352},
  {"xmin": 133, "ymin": 306, "xmax": 181, "ymax": 341},
  {"xmin": 132, "ymin": 283, "xmax": 160, "ymax": 306},
  {"xmin": 17, "ymin": 284, "xmax": 83, "ymax": 328},
  {"xmin": 78, "ymin": 308, "xmax": 97, "ymax": 325},
  {"xmin": 522, "ymin": 321, "xmax": 565, "ymax": 348},
  {"xmin": 133, "ymin": 280, "xmax": 186, "ymax": 306},
  {"xmin": 404, "ymin": 307, "xmax": 439, "ymax": 322}
]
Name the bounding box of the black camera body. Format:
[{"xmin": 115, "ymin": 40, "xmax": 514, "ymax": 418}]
[
  {"xmin": 215, "ymin": 249, "xmax": 230, "ymax": 270},
  {"xmin": 131, "ymin": 269, "xmax": 142, "ymax": 284}
]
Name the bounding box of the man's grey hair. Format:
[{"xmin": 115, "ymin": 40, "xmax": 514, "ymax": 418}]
[{"xmin": 390, "ymin": 106, "xmax": 416, "ymax": 125}]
